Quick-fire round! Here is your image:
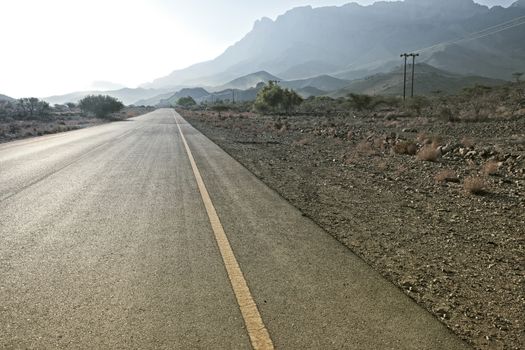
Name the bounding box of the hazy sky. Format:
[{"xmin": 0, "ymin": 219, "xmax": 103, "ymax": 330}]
[{"xmin": 0, "ymin": 0, "xmax": 517, "ymax": 98}]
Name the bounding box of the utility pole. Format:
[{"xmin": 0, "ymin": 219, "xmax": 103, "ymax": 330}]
[
  {"xmin": 231, "ymin": 89, "xmax": 235, "ymax": 104},
  {"xmin": 409, "ymin": 53, "xmax": 419, "ymax": 98},
  {"xmin": 400, "ymin": 53, "xmax": 408, "ymax": 100},
  {"xmin": 400, "ymin": 52, "xmax": 419, "ymax": 99}
]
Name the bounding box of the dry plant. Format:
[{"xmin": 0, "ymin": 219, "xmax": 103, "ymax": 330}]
[
  {"xmin": 356, "ymin": 140, "xmax": 377, "ymax": 156},
  {"xmin": 417, "ymin": 132, "xmax": 429, "ymax": 144},
  {"xmin": 431, "ymin": 136, "xmax": 443, "ymax": 149},
  {"xmin": 395, "ymin": 164, "xmax": 409, "ymax": 177},
  {"xmin": 417, "ymin": 145, "xmax": 440, "ymax": 162},
  {"xmin": 373, "ymin": 137, "xmax": 387, "ymax": 152},
  {"xmin": 461, "ymin": 136, "xmax": 475, "ymax": 148},
  {"xmin": 482, "ymin": 160, "xmax": 500, "ymax": 176},
  {"xmin": 394, "ymin": 141, "xmax": 418, "ymax": 155},
  {"xmin": 376, "ymin": 160, "xmax": 388, "ymax": 172},
  {"xmin": 435, "ymin": 169, "xmax": 459, "ymax": 183},
  {"xmin": 464, "ymin": 176, "xmax": 488, "ymax": 195}
]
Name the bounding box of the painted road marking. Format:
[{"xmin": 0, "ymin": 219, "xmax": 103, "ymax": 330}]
[{"xmin": 175, "ymin": 113, "xmax": 275, "ymax": 350}]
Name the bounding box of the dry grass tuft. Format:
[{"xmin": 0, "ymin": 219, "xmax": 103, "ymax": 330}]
[
  {"xmin": 376, "ymin": 160, "xmax": 388, "ymax": 172},
  {"xmin": 356, "ymin": 140, "xmax": 377, "ymax": 156},
  {"xmin": 431, "ymin": 136, "xmax": 443, "ymax": 149},
  {"xmin": 394, "ymin": 141, "xmax": 418, "ymax": 155},
  {"xmin": 461, "ymin": 136, "xmax": 475, "ymax": 148},
  {"xmin": 416, "ymin": 145, "xmax": 440, "ymax": 162},
  {"xmin": 417, "ymin": 132, "xmax": 429, "ymax": 144},
  {"xmin": 464, "ymin": 176, "xmax": 488, "ymax": 195},
  {"xmin": 482, "ymin": 160, "xmax": 500, "ymax": 176},
  {"xmin": 435, "ymin": 169, "xmax": 459, "ymax": 183}
]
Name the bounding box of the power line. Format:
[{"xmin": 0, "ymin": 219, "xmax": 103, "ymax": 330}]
[
  {"xmin": 418, "ymin": 17, "xmax": 525, "ymax": 53},
  {"xmin": 335, "ymin": 14, "xmax": 525, "ymax": 77}
]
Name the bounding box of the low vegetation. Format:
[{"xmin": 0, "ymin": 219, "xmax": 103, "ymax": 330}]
[
  {"xmin": 78, "ymin": 95, "xmax": 124, "ymax": 119},
  {"xmin": 254, "ymin": 81, "xmax": 303, "ymax": 115},
  {"xmin": 176, "ymin": 96, "xmax": 197, "ymax": 107},
  {"xmin": 464, "ymin": 176, "xmax": 488, "ymax": 195},
  {"xmin": 1, "ymin": 95, "xmax": 150, "ymax": 143}
]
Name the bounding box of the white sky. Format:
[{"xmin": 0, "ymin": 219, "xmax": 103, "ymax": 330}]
[{"xmin": 0, "ymin": 0, "xmax": 516, "ymax": 98}]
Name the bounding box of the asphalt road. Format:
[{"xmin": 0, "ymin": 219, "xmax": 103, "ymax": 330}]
[{"xmin": 0, "ymin": 109, "xmax": 471, "ymax": 349}]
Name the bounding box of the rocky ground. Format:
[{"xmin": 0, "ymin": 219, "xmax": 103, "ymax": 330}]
[
  {"xmin": 0, "ymin": 106, "xmax": 154, "ymax": 144},
  {"xmin": 180, "ymin": 107, "xmax": 524, "ymax": 350}
]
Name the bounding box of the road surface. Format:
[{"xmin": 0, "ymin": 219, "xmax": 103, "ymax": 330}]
[{"xmin": 0, "ymin": 109, "xmax": 471, "ymax": 349}]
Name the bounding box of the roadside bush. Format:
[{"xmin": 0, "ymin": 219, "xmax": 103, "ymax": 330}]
[
  {"xmin": 78, "ymin": 95, "xmax": 124, "ymax": 119},
  {"xmin": 177, "ymin": 96, "xmax": 197, "ymax": 107},
  {"xmin": 254, "ymin": 81, "xmax": 303, "ymax": 115},
  {"xmin": 347, "ymin": 93, "xmax": 373, "ymax": 111}
]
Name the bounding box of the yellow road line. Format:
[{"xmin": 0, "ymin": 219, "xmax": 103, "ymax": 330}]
[{"xmin": 174, "ymin": 112, "xmax": 275, "ymax": 350}]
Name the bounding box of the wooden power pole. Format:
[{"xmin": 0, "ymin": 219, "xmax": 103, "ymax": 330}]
[
  {"xmin": 400, "ymin": 53, "xmax": 409, "ymax": 100},
  {"xmin": 401, "ymin": 52, "xmax": 419, "ymax": 99},
  {"xmin": 409, "ymin": 53, "xmax": 419, "ymax": 98}
]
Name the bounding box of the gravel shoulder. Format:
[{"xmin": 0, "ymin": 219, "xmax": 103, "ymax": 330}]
[{"xmin": 180, "ymin": 108, "xmax": 524, "ymax": 350}]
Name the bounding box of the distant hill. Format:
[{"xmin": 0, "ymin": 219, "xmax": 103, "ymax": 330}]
[
  {"xmin": 160, "ymin": 88, "xmax": 211, "ymax": 106},
  {"xmin": 44, "ymin": 87, "xmax": 175, "ymax": 105},
  {"xmin": 142, "ymin": 0, "xmax": 525, "ymax": 89},
  {"xmin": 296, "ymin": 86, "xmax": 327, "ymax": 98},
  {"xmin": 139, "ymin": 73, "xmax": 345, "ymax": 106},
  {"xmin": 329, "ymin": 63, "xmax": 505, "ymax": 97},
  {"xmin": 134, "ymin": 91, "xmax": 178, "ymax": 106},
  {"xmin": 282, "ymin": 75, "xmax": 350, "ymax": 92},
  {"xmin": 0, "ymin": 94, "xmax": 15, "ymax": 102},
  {"xmin": 214, "ymin": 71, "xmax": 281, "ymax": 91},
  {"xmin": 138, "ymin": 64, "xmax": 505, "ymax": 106}
]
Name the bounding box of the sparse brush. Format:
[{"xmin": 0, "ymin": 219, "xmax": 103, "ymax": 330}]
[
  {"xmin": 482, "ymin": 161, "xmax": 500, "ymax": 176},
  {"xmin": 373, "ymin": 137, "xmax": 386, "ymax": 151},
  {"xmin": 376, "ymin": 160, "xmax": 388, "ymax": 172},
  {"xmin": 464, "ymin": 176, "xmax": 488, "ymax": 195},
  {"xmin": 435, "ymin": 169, "xmax": 459, "ymax": 183},
  {"xmin": 356, "ymin": 140, "xmax": 376, "ymax": 156},
  {"xmin": 460, "ymin": 137, "xmax": 475, "ymax": 148},
  {"xmin": 431, "ymin": 136, "xmax": 443, "ymax": 149},
  {"xmin": 417, "ymin": 132, "xmax": 429, "ymax": 144},
  {"xmin": 416, "ymin": 145, "xmax": 440, "ymax": 162},
  {"xmin": 393, "ymin": 141, "xmax": 418, "ymax": 155}
]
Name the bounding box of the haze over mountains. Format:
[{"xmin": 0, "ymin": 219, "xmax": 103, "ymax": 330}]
[
  {"xmin": 143, "ymin": 0, "xmax": 525, "ymax": 88},
  {"xmin": 42, "ymin": 0, "xmax": 525, "ymax": 105}
]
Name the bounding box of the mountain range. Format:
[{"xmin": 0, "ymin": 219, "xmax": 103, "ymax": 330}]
[
  {"xmin": 139, "ymin": 64, "xmax": 505, "ymax": 106},
  {"xmin": 142, "ymin": 0, "xmax": 525, "ymax": 89},
  {"xmin": 329, "ymin": 63, "xmax": 505, "ymax": 97},
  {"xmin": 42, "ymin": 0, "xmax": 525, "ymax": 106}
]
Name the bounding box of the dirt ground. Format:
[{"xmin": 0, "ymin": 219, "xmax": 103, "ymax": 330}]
[
  {"xmin": 180, "ymin": 108, "xmax": 524, "ymax": 350},
  {"xmin": 0, "ymin": 106, "xmax": 154, "ymax": 144}
]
